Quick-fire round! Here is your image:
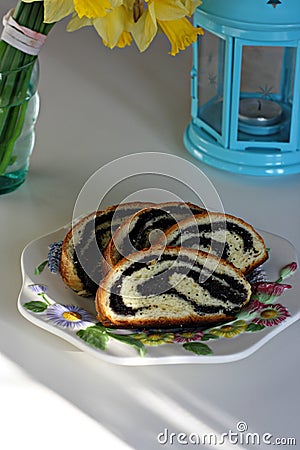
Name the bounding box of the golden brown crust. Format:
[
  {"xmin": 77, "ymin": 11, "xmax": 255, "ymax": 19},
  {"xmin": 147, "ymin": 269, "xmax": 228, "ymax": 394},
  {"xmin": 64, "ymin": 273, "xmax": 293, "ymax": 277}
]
[
  {"xmin": 60, "ymin": 229, "xmax": 83, "ymax": 294},
  {"xmin": 103, "ymin": 237, "xmax": 119, "ymax": 274},
  {"xmin": 96, "ymin": 311, "xmax": 235, "ymax": 329},
  {"xmin": 59, "ymin": 210, "xmax": 106, "ymax": 295}
]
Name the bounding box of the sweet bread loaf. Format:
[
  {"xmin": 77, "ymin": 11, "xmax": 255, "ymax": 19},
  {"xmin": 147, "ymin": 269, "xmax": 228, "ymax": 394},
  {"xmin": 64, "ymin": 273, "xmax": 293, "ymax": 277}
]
[
  {"xmin": 104, "ymin": 202, "xmax": 206, "ymax": 271},
  {"xmin": 161, "ymin": 211, "xmax": 268, "ymax": 274},
  {"xmin": 95, "ymin": 246, "xmax": 252, "ymax": 329},
  {"xmin": 60, "ymin": 202, "xmax": 153, "ymax": 296}
]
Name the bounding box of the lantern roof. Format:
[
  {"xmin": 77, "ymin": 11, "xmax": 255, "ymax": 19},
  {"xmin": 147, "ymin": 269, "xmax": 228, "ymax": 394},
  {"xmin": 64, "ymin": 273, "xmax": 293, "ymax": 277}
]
[{"xmin": 197, "ymin": 0, "xmax": 300, "ymax": 40}]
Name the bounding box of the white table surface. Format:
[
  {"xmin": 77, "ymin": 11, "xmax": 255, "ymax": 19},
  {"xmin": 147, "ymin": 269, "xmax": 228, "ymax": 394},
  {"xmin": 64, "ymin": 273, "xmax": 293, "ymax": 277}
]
[{"xmin": 1, "ymin": 2, "xmax": 300, "ymax": 449}]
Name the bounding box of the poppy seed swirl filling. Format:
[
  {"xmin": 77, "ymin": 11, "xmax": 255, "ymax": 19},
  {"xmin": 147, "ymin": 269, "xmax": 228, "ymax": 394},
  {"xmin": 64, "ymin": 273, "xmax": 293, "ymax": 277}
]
[
  {"xmin": 73, "ymin": 205, "xmax": 149, "ymax": 295},
  {"xmin": 127, "ymin": 208, "xmax": 177, "ymax": 252},
  {"xmin": 168, "ymin": 221, "xmax": 253, "ymax": 250},
  {"xmin": 108, "ymin": 253, "xmax": 249, "ymax": 318},
  {"xmin": 164, "ymin": 217, "xmax": 267, "ymax": 275},
  {"xmin": 112, "ymin": 204, "xmax": 206, "ymax": 266}
]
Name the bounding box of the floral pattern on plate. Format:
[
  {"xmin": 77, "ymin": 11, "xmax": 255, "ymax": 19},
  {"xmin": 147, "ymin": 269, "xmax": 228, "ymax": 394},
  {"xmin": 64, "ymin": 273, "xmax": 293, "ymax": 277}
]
[{"xmin": 22, "ymin": 259, "xmax": 297, "ymax": 358}]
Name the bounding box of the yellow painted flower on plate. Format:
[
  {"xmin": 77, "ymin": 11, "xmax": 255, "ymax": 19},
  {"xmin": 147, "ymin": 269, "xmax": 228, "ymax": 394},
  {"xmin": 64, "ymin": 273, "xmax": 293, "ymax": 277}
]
[
  {"xmin": 133, "ymin": 332, "xmax": 175, "ymax": 346},
  {"xmin": 209, "ymin": 320, "xmax": 248, "ymax": 339}
]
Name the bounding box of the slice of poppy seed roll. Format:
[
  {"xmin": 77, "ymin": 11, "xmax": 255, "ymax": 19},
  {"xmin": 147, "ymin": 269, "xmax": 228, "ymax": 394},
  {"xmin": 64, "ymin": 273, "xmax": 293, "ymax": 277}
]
[
  {"xmin": 161, "ymin": 212, "xmax": 268, "ymax": 275},
  {"xmin": 104, "ymin": 201, "xmax": 206, "ymax": 271},
  {"xmin": 60, "ymin": 202, "xmax": 153, "ymax": 297},
  {"xmin": 96, "ymin": 247, "xmax": 252, "ymax": 329}
]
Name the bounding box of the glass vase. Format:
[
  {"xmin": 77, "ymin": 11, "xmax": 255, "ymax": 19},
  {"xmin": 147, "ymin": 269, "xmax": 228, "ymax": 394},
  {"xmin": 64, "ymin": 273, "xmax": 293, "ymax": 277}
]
[{"xmin": 0, "ymin": 59, "xmax": 40, "ymax": 195}]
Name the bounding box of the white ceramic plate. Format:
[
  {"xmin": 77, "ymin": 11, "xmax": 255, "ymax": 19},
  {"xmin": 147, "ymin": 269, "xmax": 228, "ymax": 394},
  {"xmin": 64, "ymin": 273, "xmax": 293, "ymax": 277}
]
[{"xmin": 18, "ymin": 225, "xmax": 300, "ymax": 366}]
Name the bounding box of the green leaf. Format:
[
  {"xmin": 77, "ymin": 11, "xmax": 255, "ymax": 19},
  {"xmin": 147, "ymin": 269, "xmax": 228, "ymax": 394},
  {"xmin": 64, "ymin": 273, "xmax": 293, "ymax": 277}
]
[
  {"xmin": 201, "ymin": 333, "xmax": 220, "ymax": 341},
  {"xmin": 246, "ymin": 323, "xmax": 265, "ymax": 332},
  {"xmin": 77, "ymin": 325, "xmax": 109, "ymax": 351},
  {"xmin": 183, "ymin": 342, "xmax": 213, "ymax": 356},
  {"xmin": 34, "ymin": 260, "xmax": 48, "ymax": 275},
  {"xmin": 95, "ymin": 322, "xmax": 108, "ymax": 331},
  {"xmin": 23, "ymin": 301, "xmax": 48, "ymax": 312},
  {"xmin": 108, "ymin": 332, "xmax": 147, "ymax": 357}
]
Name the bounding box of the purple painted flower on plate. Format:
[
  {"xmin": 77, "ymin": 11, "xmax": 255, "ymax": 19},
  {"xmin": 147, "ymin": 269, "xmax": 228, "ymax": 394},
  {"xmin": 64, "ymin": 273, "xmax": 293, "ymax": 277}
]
[
  {"xmin": 47, "ymin": 241, "xmax": 63, "ymax": 274},
  {"xmin": 46, "ymin": 304, "xmax": 95, "ymax": 329},
  {"xmin": 28, "ymin": 284, "xmax": 48, "ymax": 294}
]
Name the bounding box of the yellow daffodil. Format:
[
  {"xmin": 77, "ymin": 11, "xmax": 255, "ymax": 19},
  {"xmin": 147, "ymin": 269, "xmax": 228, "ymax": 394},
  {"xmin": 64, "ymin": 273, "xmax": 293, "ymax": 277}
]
[
  {"xmin": 22, "ymin": 0, "xmax": 74, "ymax": 23},
  {"xmin": 74, "ymin": 0, "xmax": 112, "ymax": 19},
  {"xmin": 23, "ymin": 0, "xmax": 203, "ymax": 54},
  {"xmin": 182, "ymin": 0, "xmax": 202, "ymax": 16},
  {"xmin": 67, "ymin": 4, "xmax": 132, "ymax": 49},
  {"xmin": 93, "ymin": 5, "xmax": 133, "ymax": 49},
  {"xmin": 23, "ymin": 0, "xmax": 113, "ymax": 23},
  {"xmin": 130, "ymin": 0, "xmax": 203, "ymax": 55},
  {"xmin": 66, "ymin": 14, "xmax": 92, "ymax": 32},
  {"xmin": 159, "ymin": 17, "xmax": 203, "ymax": 56}
]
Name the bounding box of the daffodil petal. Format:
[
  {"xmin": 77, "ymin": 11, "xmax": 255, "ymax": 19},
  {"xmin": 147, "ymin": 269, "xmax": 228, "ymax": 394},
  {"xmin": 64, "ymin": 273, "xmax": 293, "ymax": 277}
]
[
  {"xmin": 131, "ymin": 3, "xmax": 157, "ymax": 52},
  {"xmin": 181, "ymin": 0, "xmax": 202, "ymax": 16},
  {"xmin": 153, "ymin": 0, "xmax": 189, "ymax": 21},
  {"xmin": 93, "ymin": 6, "xmax": 131, "ymax": 49},
  {"xmin": 67, "ymin": 14, "xmax": 92, "ymax": 32},
  {"xmin": 103, "ymin": 31, "xmax": 132, "ymax": 49},
  {"xmin": 42, "ymin": 0, "xmax": 74, "ymax": 23},
  {"xmin": 110, "ymin": 0, "xmax": 125, "ymax": 7},
  {"xmin": 158, "ymin": 17, "xmax": 203, "ymax": 55},
  {"xmin": 117, "ymin": 31, "xmax": 133, "ymax": 47},
  {"xmin": 74, "ymin": 0, "xmax": 112, "ymax": 19}
]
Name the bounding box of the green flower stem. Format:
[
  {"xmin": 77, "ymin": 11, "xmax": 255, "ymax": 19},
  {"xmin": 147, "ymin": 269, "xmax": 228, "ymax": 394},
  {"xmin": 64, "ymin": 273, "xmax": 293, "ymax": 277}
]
[
  {"xmin": 0, "ymin": 1, "xmax": 55, "ymax": 174},
  {"xmin": 0, "ymin": 4, "xmax": 43, "ymax": 138},
  {"xmin": 39, "ymin": 292, "xmax": 51, "ymax": 306},
  {"xmin": 0, "ymin": 101, "xmax": 28, "ymax": 173}
]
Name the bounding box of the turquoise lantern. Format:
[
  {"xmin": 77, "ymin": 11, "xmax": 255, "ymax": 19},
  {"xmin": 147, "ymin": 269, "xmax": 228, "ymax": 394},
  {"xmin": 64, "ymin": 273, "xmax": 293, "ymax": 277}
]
[{"xmin": 184, "ymin": 0, "xmax": 300, "ymax": 176}]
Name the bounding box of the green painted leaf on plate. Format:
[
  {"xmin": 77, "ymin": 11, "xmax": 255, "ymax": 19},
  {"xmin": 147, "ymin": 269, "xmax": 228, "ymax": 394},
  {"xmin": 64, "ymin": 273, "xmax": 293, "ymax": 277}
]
[
  {"xmin": 23, "ymin": 301, "xmax": 48, "ymax": 312},
  {"xmin": 201, "ymin": 333, "xmax": 220, "ymax": 341},
  {"xmin": 34, "ymin": 260, "xmax": 48, "ymax": 275},
  {"xmin": 183, "ymin": 342, "xmax": 213, "ymax": 356},
  {"xmin": 108, "ymin": 332, "xmax": 147, "ymax": 357},
  {"xmin": 246, "ymin": 323, "xmax": 265, "ymax": 332},
  {"xmin": 77, "ymin": 325, "xmax": 109, "ymax": 351}
]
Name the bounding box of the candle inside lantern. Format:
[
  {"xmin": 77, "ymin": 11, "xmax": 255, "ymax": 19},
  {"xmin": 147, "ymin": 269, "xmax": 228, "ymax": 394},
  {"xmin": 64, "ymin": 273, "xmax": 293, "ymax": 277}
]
[{"xmin": 238, "ymin": 98, "xmax": 283, "ymax": 135}]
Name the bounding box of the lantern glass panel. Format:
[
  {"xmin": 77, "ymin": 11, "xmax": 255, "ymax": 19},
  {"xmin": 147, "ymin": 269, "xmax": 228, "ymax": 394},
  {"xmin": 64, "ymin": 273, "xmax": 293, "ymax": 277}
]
[
  {"xmin": 198, "ymin": 31, "xmax": 225, "ymax": 136},
  {"xmin": 237, "ymin": 45, "xmax": 296, "ymax": 142},
  {"xmin": 240, "ymin": 46, "xmax": 283, "ymax": 97}
]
